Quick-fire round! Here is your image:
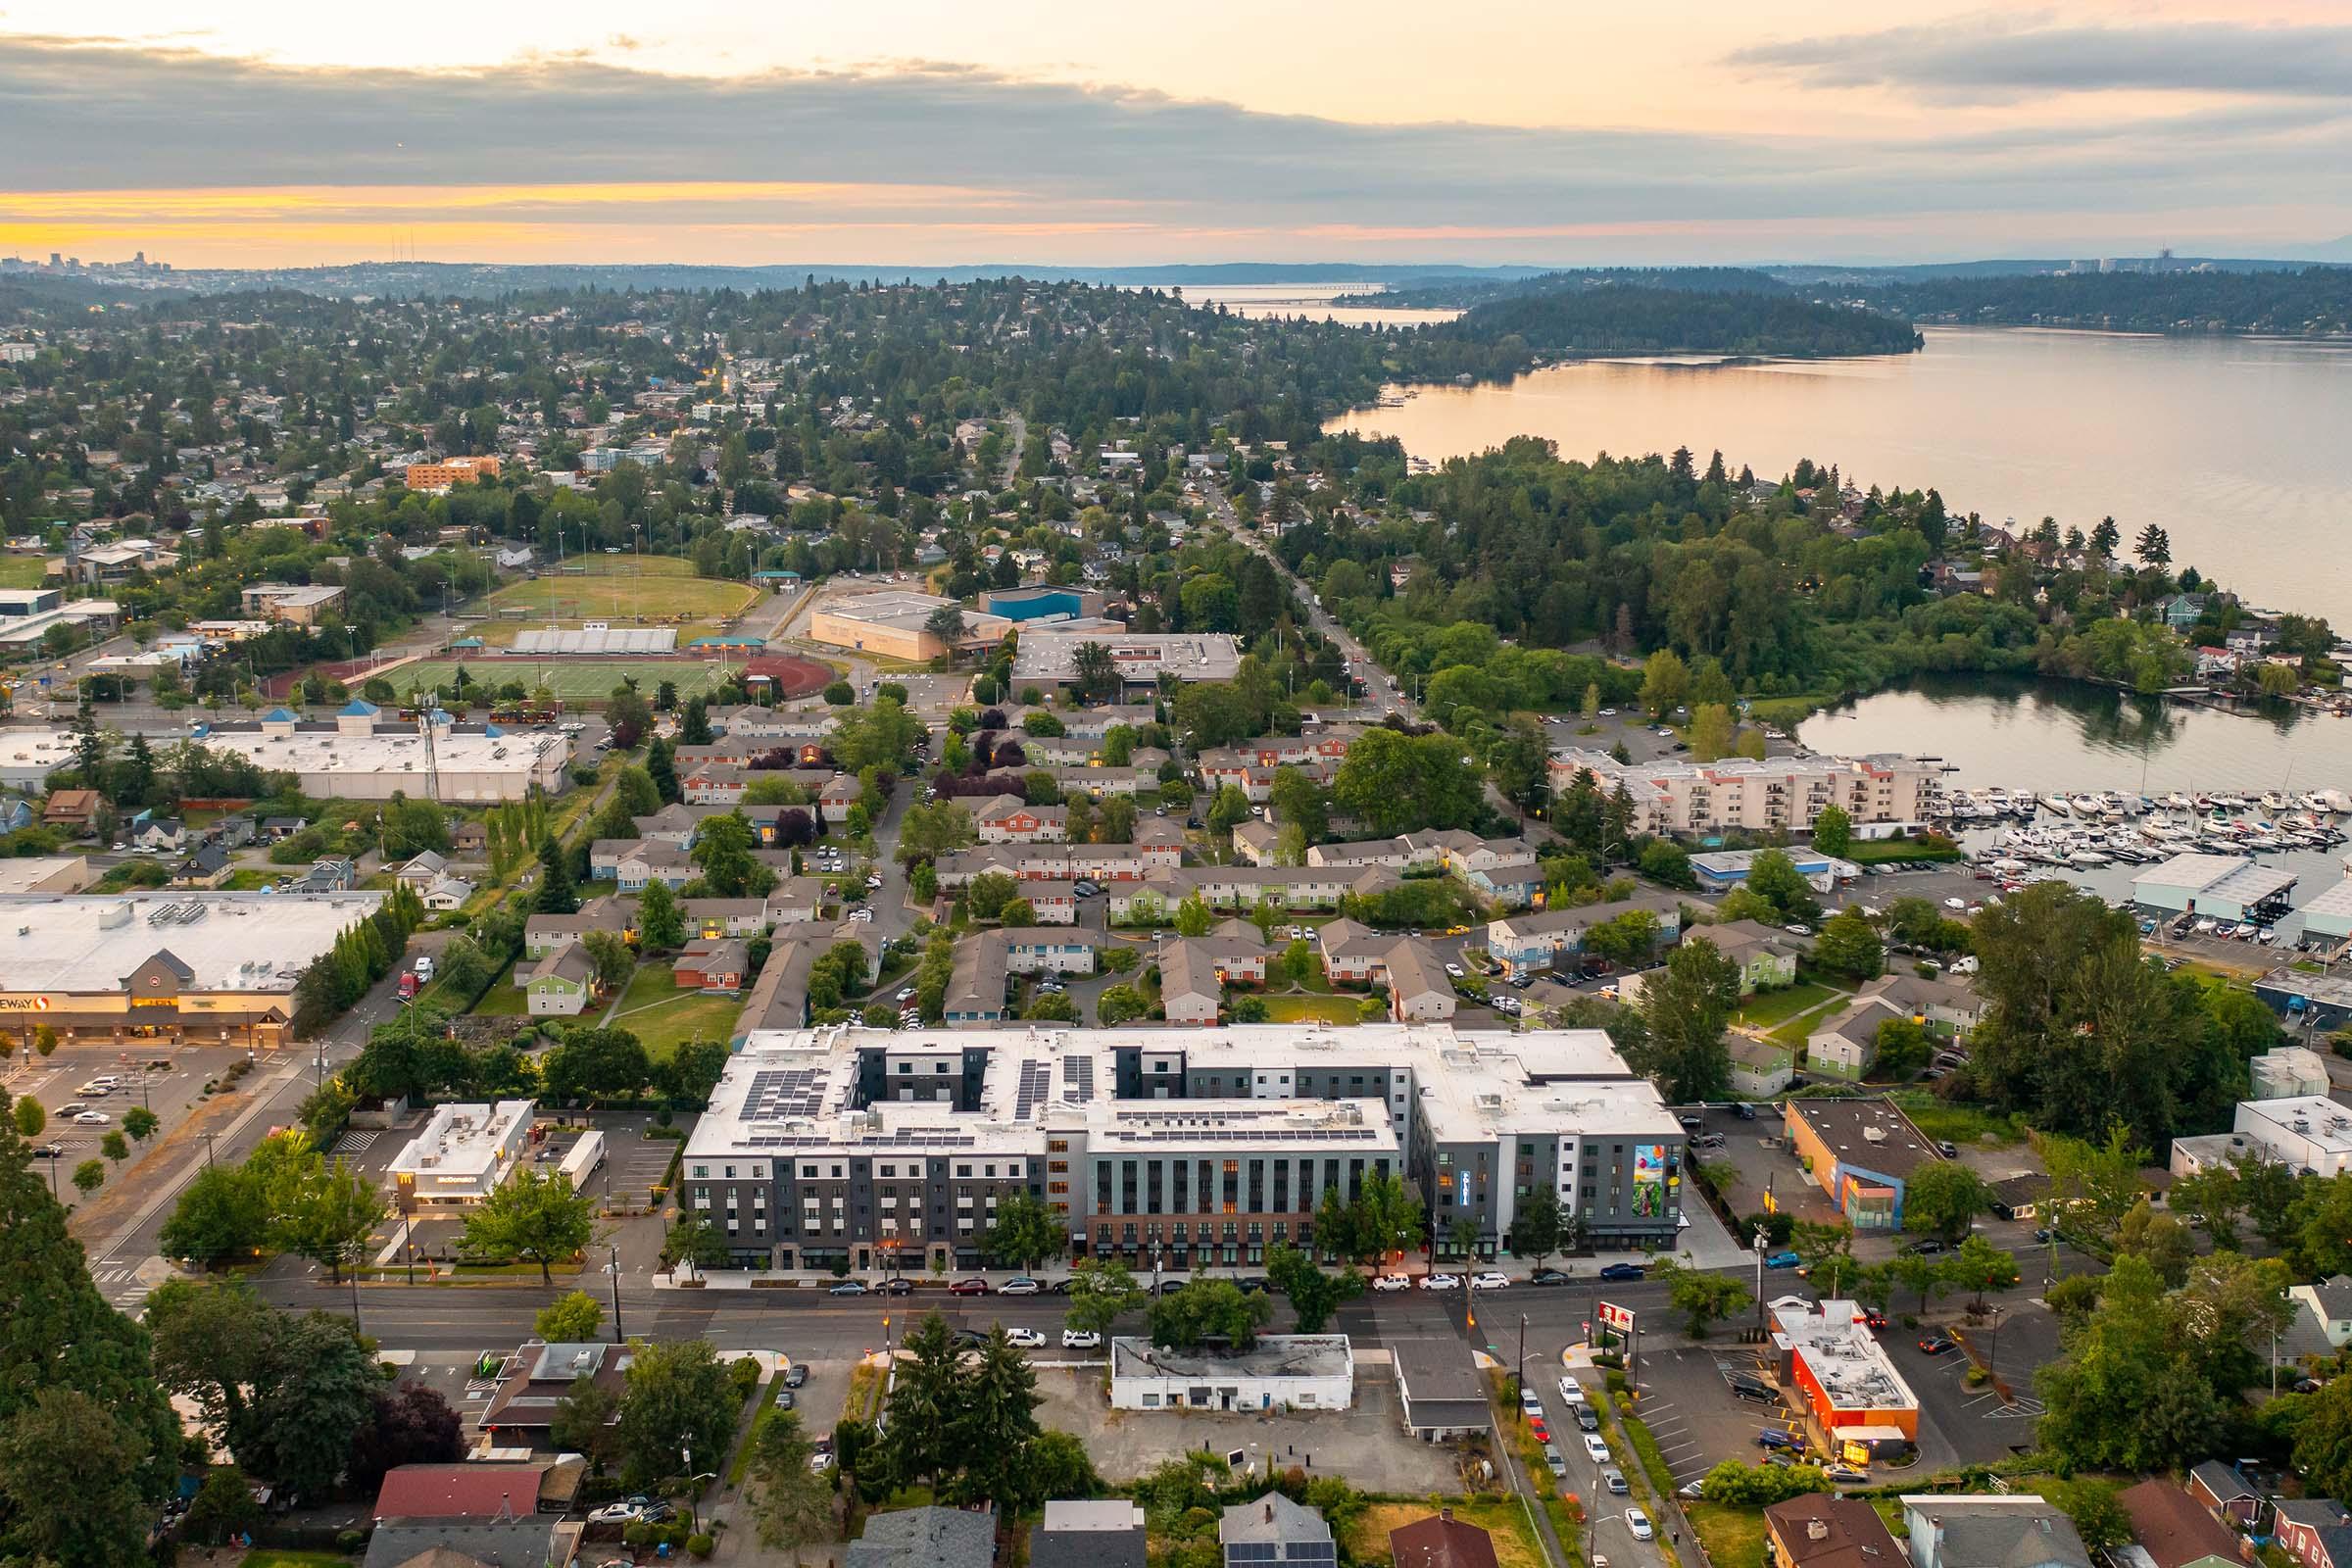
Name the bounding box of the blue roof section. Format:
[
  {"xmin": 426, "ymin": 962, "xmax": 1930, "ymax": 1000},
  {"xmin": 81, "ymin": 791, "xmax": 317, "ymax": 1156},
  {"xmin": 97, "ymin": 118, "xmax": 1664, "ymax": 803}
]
[
  {"xmin": 449, "ymin": 636, "xmax": 484, "ymax": 649},
  {"xmin": 263, "ymin": 706, "xmax": 298, "ymax": 722},
  {"xmin": 482, "ymin": 723, "xmax": 504, "ymax": 738},
  {"xmin": 338, "ymin": 698, "xmax": 380, "ymax": 716}
]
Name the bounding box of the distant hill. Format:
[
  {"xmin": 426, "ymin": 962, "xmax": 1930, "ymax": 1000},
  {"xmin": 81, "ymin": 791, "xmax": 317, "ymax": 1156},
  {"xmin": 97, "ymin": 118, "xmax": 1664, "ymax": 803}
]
[
  {"xmin": 1437, "ymin": 283, "xmax": 1923, "ymax": 359},
  {"xmin": 1853, "ymin": 267, "xmax": 2352, "ymax": 334},
  {"xmin": 1337, "ymin": 268, "xmax": 1791, "ymax": 310}
]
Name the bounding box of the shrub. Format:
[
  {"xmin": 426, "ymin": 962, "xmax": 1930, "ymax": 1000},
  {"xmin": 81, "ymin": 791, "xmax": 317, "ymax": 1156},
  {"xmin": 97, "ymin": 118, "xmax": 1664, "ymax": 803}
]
[
  {"xmin": 823, "ymin": 681, "xmax": 855, "ymax": 706},
  {"xmin": 688, "ymin": 1533, "xmax": 715, "ymax": 1558},
  {"xmin": 730, "ymin": 1355, "xmax": 762, "ymax": 1400}
]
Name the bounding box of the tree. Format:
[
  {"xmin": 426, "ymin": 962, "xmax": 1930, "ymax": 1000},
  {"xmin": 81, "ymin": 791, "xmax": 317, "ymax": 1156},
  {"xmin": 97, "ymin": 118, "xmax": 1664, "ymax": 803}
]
[
  {"xmin": 689, "ymin": 809, "xmax": 761, "ymax": 897},
  {"xmin": 1640, "ymin": 648, "xmax": 1689, "ymax": 717},
  {"xmin": 0, "ymin": 1387, "xmax": 158, "ymax": 1567},
  {"xmin": 463, "ymin": 1166, "xmax": 599, "ymax": 1283},
  {"xmin": 533, "ymin": 833, "xmax": 579, "ymax": 915},
  {"xmin": 1688, "ymin": 703, "xmax": 1736, "ymax": 762},
  {"xmin": 270, "ymin": 1154, "xmax": 387, "ymax": 1282},
  {"xmin": 1487, "ymin": 716, "xmax": 1550, "ymax": 815},
  {"xmin": 967, "ymin": 870, "xmax": 1019, "ymax": 920},
  {"xmin": 1174, "ymin": 892, "xmax": 1214, "ymax": 937},
  {"xmin": 2136, "ymin": 522, "xmax": 2172, "ymax": 570},
  {"xmin": 1064, "ymin": 1258, "xmax": 1150, "ymax": 1337},
  {"xmin": 616, "ymin": 1339, "xmax": 742, "ymax": 1490},
  {"xmin": 1790, "ymin": 1219, "xmax": 1858, "ymax": 1298},
  {"xmin": 985, "ymin": 1193, "xmax": 1063, "ymax": 1272},
  {"xmin": 1873, "ymin": 1016, "xmax": 1934, "ymax": 1081},
  {"xmin": 1097, "ymin": 984, "xmax": 1151, "ymax": 1025},
  {"xmin": 955, "ymin": 1330, "xmax": 1047, "ymax": 1512},
  {"xmin": 1631, "ymin": 936, "xmax": 1739, "ymax": 1102},
  {"xmin": 1583, "ymin": 909, "xmax": 1663, "ymax": 969},
  {"xmin": 747, "ymin": 1406, "xmax": 834, "ymax": 1550},
  {"xmin": 876, "ymin": 1314, "xmax": 962, "ymax": 1491},
  {"xmin": 2042, "ymin": 1125, "xmax": 2151, "ymax": 1252},
  {"xmin": 2169, "ymin": 1162, "xmax": 2246, "ymax": 1250},
  {"xmin": 1811, "ymin": 908, "xmax": 1884, "ymax": 980},
  {"xmin": 1512, "ymin": 1184, "xmax": 1563, "ymax": 1268},
  {"xmin": 646, "ymin": 735, "xmax": 680, "ymax": 803},
  {"xmin": 895, "ymin": 800, "xmax": 977, "ymax": 865},
  {"xmin": 1149, "ymin": 1279, "xmax": 1273, "ymax": 1352},
  {"xmin": 1903, "ymin": 1162, "xmax": 1990, "ymax": 1243},
  {"xmin": 159, "ymin": 1165, "xmax": 270, "ymax": 1259},
  {"xmin": 925, "ymin": 605, "xmax": 968, "ymax": 661},
  {"xmin": 537, "ymin": 1289, "xmax": 607, "ymax": 1343},
  {"xmin": 2294, "ymin": 1376, "xmax": 2352, "ymax": 1501},
  {"xmin": 1743, "ymin": 850, "xmax": 1818, "ymax": 920},
  {"xmin": 552, "ymin": 1374, "xmax": 623, "ymax": 1474},
  {"xmin": 1653, "ymin": 1259, "xmax": 1753, "ymax": 1338},
  {"xmin": 229, "ymin": 1308, "xmax": 383, "ymax": 1498},
  {"xmin": 2114, "ymin": 1197, "xmax": 2195, "ymax": 1288},
  {"xmin": 2036, "ymin": 1254, "xmax": 2225, "ymax": 1472},
  {"xmin": 1207, "ymin": 782, "xmax": 1253, "ymax": 837},
  {"xmin": 349, "ymin": 1385, "xmax": 465, "ymax": 1494},
  {"xmin": 581, "ymin": 928, "xmax": 635, "ymax": 992},
  {"xmin": 10, "ymin": 1095, "xmax": 40, "ymax": 1139},
  {"xmin": 1332, "ymin": 728, "xmax": 1482, "ymax": 836},
  {"xmin": 1265, "ymin": 1243, "xmax": 1363, "ymax": 1334},
  {"xmin": 183, "ymin": 1462, "xmax": 265, "ymax": 1545},
  {"xmin": 1811, "ymin": 803, "xmax": 1852, "ymax": 858},
  {"xmin": 637, "ymin": 876, "xmax": 685, "ymax": 950}
]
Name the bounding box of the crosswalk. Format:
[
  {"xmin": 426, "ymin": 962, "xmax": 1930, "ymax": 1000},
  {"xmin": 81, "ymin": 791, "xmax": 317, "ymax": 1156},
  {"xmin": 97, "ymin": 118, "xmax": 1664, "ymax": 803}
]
[
  {"xmin": 90, "ymin": 1257, "xmax": 159, "ymax": 1309},
  {"xmin": 333, "ymin": 1130, "xmax": 383, "ymax": 1156}
]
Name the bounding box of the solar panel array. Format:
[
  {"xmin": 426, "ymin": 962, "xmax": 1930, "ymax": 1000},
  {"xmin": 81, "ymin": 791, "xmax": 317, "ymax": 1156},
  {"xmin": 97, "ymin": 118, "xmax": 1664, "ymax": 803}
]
[
  {"xmin": 1061, "ymin": 1055, "xmax": 1095, "ymax": 1102},
  {"xmin": 1013, "ymin": 1060, "xmax": 1053, "ymax": 1120},
  {"xmin": 743, "ymin": 1067, "xmax": 827, "ymax": 1121}
]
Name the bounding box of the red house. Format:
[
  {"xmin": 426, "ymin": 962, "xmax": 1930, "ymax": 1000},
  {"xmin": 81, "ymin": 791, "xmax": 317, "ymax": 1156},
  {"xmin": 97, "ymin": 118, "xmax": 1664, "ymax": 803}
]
[{"xmin": 673, "ymin": 939, "xmax": 750, "ymax": 994}]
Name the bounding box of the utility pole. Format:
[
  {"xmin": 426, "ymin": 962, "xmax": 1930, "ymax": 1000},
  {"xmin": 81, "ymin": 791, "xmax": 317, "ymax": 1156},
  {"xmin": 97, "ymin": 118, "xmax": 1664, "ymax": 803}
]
[
  {"xmin": 609, "ymin": 1244, "xmax": 624, "ymax": 1343},
  {"xmin": 1753, "ymin": 1223, "xmax": 1769, "ymax": 1337}
]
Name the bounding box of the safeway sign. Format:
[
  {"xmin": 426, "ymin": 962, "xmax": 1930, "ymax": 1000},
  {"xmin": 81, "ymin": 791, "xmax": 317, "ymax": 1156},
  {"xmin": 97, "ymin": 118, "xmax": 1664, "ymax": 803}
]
[{"xmin": 1597, "ymin": 1300, "xmax": 1636, "ymax": 1334}]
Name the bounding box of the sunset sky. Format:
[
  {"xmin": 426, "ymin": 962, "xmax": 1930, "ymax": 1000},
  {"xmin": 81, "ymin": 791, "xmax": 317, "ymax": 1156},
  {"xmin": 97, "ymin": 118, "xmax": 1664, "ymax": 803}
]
[{"xmin": 2, "ymin": 1, "xmax": 2348, "ymax": 269}]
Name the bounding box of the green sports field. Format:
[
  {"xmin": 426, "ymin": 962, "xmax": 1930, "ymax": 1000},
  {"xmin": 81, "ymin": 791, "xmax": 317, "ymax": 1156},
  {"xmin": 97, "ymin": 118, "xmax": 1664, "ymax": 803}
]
[
  {"xmin": 471, "ymin": 556, "xmax": 758, "ymax": 645},
  {"xmin": 386, "ymin": 657, "xmax": 739, "ymax": 704}
]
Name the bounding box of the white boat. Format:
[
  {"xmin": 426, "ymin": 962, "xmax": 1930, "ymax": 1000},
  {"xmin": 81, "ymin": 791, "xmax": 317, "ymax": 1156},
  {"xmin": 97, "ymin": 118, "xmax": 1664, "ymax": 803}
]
[
  {"xmin": 2072, "ymin": 794, "xmax": 2106, "ymax": 815},
  {"xmin": 2068, "ymin": 849, "xmax": 2113, "ymax": 866},
  {"xmin": 2040, "ymin": 794, "xmax": 2073, "ymax": 814},
  {"xmin": 2163, "ymin": 792, "xmax": 2192, "ymax": 810},
  {"xmin": 2262, "ymin": 792, "xmax": 2288, "ymax": 811}
]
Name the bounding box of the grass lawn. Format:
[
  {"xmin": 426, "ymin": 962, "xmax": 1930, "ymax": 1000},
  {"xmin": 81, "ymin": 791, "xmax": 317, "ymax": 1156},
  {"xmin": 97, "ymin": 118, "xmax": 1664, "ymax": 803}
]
[
  {"xmin": 1686, "ymin": 1502, "xmax": 1769, "ymax": 1568},
  {"xmin": 609, "ymin": 962, "xmax": 741, "ymax": 1055},
  {"xmin": 466, "ymin": 958, "xmax": 529, "ymax": 1015},
  {"xmin": 1349, "ymin": 1499, "xmax": 1548, "ymax": 1568},
  {"xmin": 0, "ymin": 556, "xmax": 45, "ymax": 589},
  {"xmin": 1735, "ymin": 981, "xmax": 1840, "ymax": 1030},
  {"xmin": 1261, "ymin": 995, "xmax": 1364, "ymax": 1025},
  {"xmin": 219, "ymin": 867, "xmax": 278, "ymax": 891},
  {"xmin": 1890, "ymin": 1089, "xmax": 2027, "ymax": 1148},
  {"xmin": 237, "ymin": 1554, "xmax": 351, "ymax": 1568},
  {"xmin": 386, "ymin": 656, "xmax": 739, "ymax": 704},
  {"xmin": 1767, "ymin": 997, "xmax": 1848, "ymax": 1051},
  {"xmin": 475, "ymin": 556, "xmax": 758, "ymax": 645}
]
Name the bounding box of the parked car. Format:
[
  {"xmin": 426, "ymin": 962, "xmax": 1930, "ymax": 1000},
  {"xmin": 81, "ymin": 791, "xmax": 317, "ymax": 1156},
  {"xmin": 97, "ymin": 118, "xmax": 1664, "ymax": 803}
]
[
  {"xmin": 1729, "ymin": 1376, "xmax": 1776, "ymax": 1404},
  {"xmin": 1472, "ymin": 1271, "xmax": 1511, "ymax": 1291},
  {"xmin": 1004, "ymin": 1327, "xmax": 1047, "ymax": 1348},
  {"xmin": 1062, "ymin": 1329, "xmax": 1102, "ymax": 1349},
  {"xmin": 1627, "ymin": 1508, "xmax": 1653, "ymax": 1541},
  {"xmin": 1825, "ymin": 1465, "xmax": 1870, "ymax": 1484},
  {"xmin": 997, "ymin": 1277, "xmax": 1042, "ymax": 1296},
  {"xmin": 828, "ymin": 1280, "xmax": 869, "ymax": 1296},
  {"xmin": 1530, "ymin": 1268, "xmax": 1571, "ymax": 1287},
  {"xmin": 1918, "ymin": 1334, "xmax": 1957, "ymax": 1354},
  {"xmin": 1575, "ymin": 1406, "xmax": 1600, "ymax": 1432},
  {"xmin": 1372, "ymin": 1274, "xmax": 1411, "ymax": 1292},
  {"xmin": 1764, "ymin": 1250, "xmax": 1801, "ymax": 1269},
  {"xmin": 1756, "ymin": 1428, "xmax": 1803, "ymax": 1450},
  {"xmin": 949, "ymin": 1277, "xmax": 990, "ymax": 1297},
  {"xmin": 1597, "ymin": 1263, "xmax": 1644, "ymax": 1282},
  {"xmin": 1603, "ymin": 1469, "xmax": 1629, "ymax": 1495},
  {"xmin": 1582, "ymin": 1434, "xmax": 1611, "ymax": 1465},
  {"xmin": 882, "ymin": 1278, "xmax": 915, "ymax": 1296},
  {"xmin": 1902, "ymin": 1238, "xmax": 1944, "ymax": 1256},
  {"xmin": 1557, "ymin": 1376, "xmax": 1584, "ymax": 1404},
  {"xmin": 588, "ymin": 1501, "xmax": 644, "ymax": 1525},
  {"xmin": 73, "ymin": 1110, "xmax": 108, "ymax": 1125},
  {"xmin": 1544, "ymin": 1446, "xmax": 1568, "ymax": 1478},
  {"xmin": 1420, "ymin": 1273, "xmax": 1462, "ymax": 1292},
  {"xmin": 1519, "ymin": 1387, "xmax": 1544, "ymax": 1415}
]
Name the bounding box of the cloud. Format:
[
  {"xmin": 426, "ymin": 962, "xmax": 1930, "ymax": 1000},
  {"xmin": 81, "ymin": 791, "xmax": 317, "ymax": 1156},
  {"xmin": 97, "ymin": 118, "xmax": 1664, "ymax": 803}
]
[
  {"xmin": 1727, "ymin": 19, "xmax": 2352, "ymax": 103},
  {"xmin": 0, "ymin": 35, "xmax": 2347, "ymax": 262}
]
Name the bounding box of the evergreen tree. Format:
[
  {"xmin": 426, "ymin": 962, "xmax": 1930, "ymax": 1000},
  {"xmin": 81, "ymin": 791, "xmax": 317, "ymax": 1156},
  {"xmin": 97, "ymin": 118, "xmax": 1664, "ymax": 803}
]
[
  {"xmin": 534, "ymin": 835, "xmax": 580, "ymax": 915},
  {"xmin": 0, "ymin": 1128, "xmax": 179, "ymax": 1566},
  {"xmin": 637, "ymin": 876, "xmax": 685, "ymax": 950},
  {"xmin": 647, "ymin": 736, "xmax": 680, "ymax": 805}
]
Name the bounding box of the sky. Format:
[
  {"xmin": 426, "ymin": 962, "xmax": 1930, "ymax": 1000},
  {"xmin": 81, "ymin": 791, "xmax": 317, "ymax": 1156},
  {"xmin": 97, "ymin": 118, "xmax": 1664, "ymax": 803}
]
[{"xmin": 2, "ymin": 1, "xmax": 2349, "ymax": 270}]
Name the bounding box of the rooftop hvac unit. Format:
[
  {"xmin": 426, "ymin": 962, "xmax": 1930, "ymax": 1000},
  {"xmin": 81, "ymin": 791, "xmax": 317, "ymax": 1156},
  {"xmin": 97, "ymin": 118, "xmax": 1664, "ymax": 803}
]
[{"xmin": 1862, "ymin": 1126, "xmax": 1887, "ymax": 1144}]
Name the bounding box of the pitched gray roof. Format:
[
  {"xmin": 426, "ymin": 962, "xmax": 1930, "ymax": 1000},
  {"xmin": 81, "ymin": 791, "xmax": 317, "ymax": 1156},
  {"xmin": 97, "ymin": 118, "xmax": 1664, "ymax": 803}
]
[{"xmin": 846, "ymin": 1504, "xmax": 994, "ymax": 1568}]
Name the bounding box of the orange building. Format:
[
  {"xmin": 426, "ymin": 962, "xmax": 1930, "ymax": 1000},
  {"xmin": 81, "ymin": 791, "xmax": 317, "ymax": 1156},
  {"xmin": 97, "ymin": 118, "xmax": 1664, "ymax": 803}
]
[
  {"xmin": 1772, "ymin": 1299, "xmax": 1920, "ymax": 1444},
  {"xmin": 405, "ymin": 456, "xmax": 503, "ymax": 489}
]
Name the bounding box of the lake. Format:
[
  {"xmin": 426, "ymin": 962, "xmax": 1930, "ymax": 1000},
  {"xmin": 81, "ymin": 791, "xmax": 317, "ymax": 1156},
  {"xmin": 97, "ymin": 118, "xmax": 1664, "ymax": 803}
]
[
  {"xmin": 1799, "ymin": 676, "xmax": 2352, "ymax": 915},
  {"xmin": 1795, "ymin": 675, "xmax": 2352, "ymax": 795},
  {"xmin": 1139, "ymin": 281, "xmax": 1460, "ymax": 329},
  {"xmin": 1325, "ymin": 324, "xmax": 2352, "ymax": 623}
]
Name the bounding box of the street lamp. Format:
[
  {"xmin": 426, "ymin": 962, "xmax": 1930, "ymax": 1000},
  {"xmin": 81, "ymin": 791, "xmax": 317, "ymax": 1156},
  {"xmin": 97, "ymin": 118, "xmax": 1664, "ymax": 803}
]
[
  {"xmin": 608, "ymin": 1245, "xmax": 624, "ymax": 1342},
  {"xmin": 1753, "ymin": 1223, "xmax": 1770, "ymax": 1336}
]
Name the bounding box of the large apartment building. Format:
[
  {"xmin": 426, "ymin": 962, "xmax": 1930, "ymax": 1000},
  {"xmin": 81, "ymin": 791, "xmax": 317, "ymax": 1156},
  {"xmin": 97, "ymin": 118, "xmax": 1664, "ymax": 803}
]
[
  {"xmin": 1547, "ymin": 748, "xmax": 1938, "ymax": 836},
  {"xmin": 681, "ymin": 1023, "xmax": 1687, "ymax": 1272}
]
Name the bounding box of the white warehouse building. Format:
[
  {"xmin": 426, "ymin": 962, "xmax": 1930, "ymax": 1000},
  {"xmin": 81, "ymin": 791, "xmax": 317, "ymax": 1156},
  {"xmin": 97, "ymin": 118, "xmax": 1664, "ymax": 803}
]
[
  {"xmin": 1108, "ymin": 1336, "xmax": 1353, "ymax": 1414},
  {"xmin": 2233, "ymin": 1095, "xmax": 2352, "ymax": 1179}
]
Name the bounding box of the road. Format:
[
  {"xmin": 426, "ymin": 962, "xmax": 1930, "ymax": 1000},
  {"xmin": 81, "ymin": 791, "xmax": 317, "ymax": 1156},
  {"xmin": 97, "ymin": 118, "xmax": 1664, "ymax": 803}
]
[{"xmin": 1000, "ymin": 412, "xmax": 1027, "ymax": 490}]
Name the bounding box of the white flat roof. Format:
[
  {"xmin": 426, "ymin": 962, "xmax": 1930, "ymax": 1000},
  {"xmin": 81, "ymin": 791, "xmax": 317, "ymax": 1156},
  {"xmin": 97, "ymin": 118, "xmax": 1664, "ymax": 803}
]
[
  {"xmin": 196, "ymin": 724, "xmax": 564, "ymax": 779},
  {"xmin": 388, "ymin": 1101, "xmax": 535, "ymax": 1184},
  {"xmin": 0, "ymin": 891, "xmax": 387, "ymax": 995},
  {"xmin": 2242, "ymin": 1095, "xmax": 2352, "ymax": 1156},
  {"xmin": 1773, "ymin": 1298, "xmax": 1918, "ymax": 1413}
]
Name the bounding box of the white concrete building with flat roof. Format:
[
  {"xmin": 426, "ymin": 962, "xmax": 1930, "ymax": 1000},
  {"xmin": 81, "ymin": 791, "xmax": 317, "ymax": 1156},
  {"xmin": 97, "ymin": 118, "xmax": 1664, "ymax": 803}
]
[
  {"xmin": 1109, "ymin": 1335, "xmax": 1353, "ymax": 1413},
  {"xmin": 2132, "ymin": 853, "xmax": 2298, "ymax": 922},
  {"xmin": 0, "ymin": 890, "xmax": 385, "ymax": 1049},
  {"xmin": 1010, "ymin": 630, "xmax": 1242, "ymax": 692},
  {"xmin": 388, "ymin": 1101, "xmax": 537, "ymax": 1210},
  {"xmin": 2235, "ymin": 1094, "xmax": 2352, "ymax": 1178},
  {"xmin": 1547, "ymin": 748, "xmax": 1937, "ymax": 836}
]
